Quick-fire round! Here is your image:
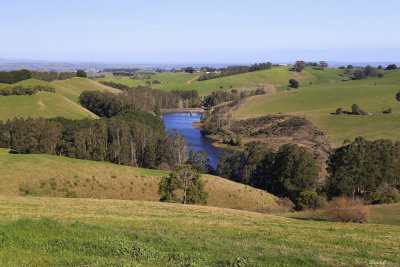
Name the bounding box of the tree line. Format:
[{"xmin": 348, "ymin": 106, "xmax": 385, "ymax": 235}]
[
  {"xmin": 0, "ymin": 84, "xmax": 55, "ymax": 96},
  {"xmin": 198, "ymin": 62, "xmax": 273, "ymax": 81},
  {"xmin": 79, "ymin": 87, "xmax": 202, "ymax": 118},
  {"xmin": 0, "ymin": 69, "xmax": 85, "ymax": 84},
  {"xmin": 216, "ymin": 138, "xmax": 400, "ymax": 206},
  {"xmin": 0, "ymin": 110, "xmax": 187, "ymax": 170}
]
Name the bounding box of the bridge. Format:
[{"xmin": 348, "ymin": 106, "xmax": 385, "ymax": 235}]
[{"xmin": 161, "ymin": 108, "xmax": 205, "ymax": 114}]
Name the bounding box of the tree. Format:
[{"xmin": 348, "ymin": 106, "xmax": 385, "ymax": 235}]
[
  {"xmin": 351, "ymin": 104, "xmax": 360, "ymax": 115},
  {"xmin": 396, "ymin": 90, "xmax": 400, "ymax": 102},
  {"xmin": 289, "ymin": 79, "xmax": 299, "ymax": 88},
  {"xmin": 294, "ymin": 61, "xmax": 305, "ymax": 72},
  {"xmin": 364, "ymin": 65, "xmax": 378, "ymax": 77},
  {"xmin": 158, "ymin": 164, "xmax": 208, "ymax": 204},
  {"xmin": 386, "ymin": 64, "xmax": 397, "ymax": 70},
  {"xmin": 335, "ymin": 108, "xmax": 343, "ymax": 115},
  {"xmin": 183, "ymin": 67, "xmax": 195, "ymax": 73},
  {"xmin": 346, "ymin": 65, "xmax": 353, "ymax": 69},
  {"xmin": 353, "ymin": 70, "xmax": 366, "ymax": 80},
  {"xmin": 271, "ymin": 144, "xmax": 318, "ymax": 200},
  {"xmin": 344, "ymin": 68, "xmax": 352, "ymax": 75},
  {"xmin": 76, "ymin": 70, "xmax": 87, "ymax": 78},
  {"xmin": 319, "ymin": 61, "xmax": 328, "ymax": 70}
]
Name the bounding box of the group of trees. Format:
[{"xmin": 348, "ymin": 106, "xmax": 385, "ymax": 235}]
[
  {"xmin": 352, "ymin": 65, "xmax": 383, "ymax": 80},
  {"xmin": 0, "ymin": 69, "xmax": 84, "ymax": 84},
  {"xmin": 216, "ymin": 142, "xmax": 319, "ymax": 201},
  {"xmin": 0, "ymin": 110, "xmax": 184, "ymax": 170},
  {"xmin": 215, "ymin": 137, "xmax": 400, "ymax": 205},
  {"xmin": 0, "ymin": 85, "xmax": 55, "ymax": 96},
  {"xmin": 0, "ymin": 69, "xmax": 31, "ymax": 84},
  {"xmin": 30, "ymin": 70, "xmax": 78, "ymax": 82},
  {"xmin": 79, "ymin": 87, "xmax": 202, "ymax": 118},
  {"xmin": 198, "ymin": 62, "xmax": 272, "ymax": 81},
  {"xmin": 327, "ymin": 137, "xmax": 400, "ymax": 203},
  {"xmin": 203, "ymin": 88, "xmax": 265, "ymax": 107}
]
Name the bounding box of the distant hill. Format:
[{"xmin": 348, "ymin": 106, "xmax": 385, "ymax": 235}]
[
  {"xmin": 0, "ymin": 77, "xmax": 119, "ymax": 121},
  {"xmin": 233, "ymin": 68, "xmax": 400, "ymax": 145}
]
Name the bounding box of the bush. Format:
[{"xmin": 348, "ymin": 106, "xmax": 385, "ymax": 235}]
[
  {"xmin": 65, "ymin": 190, "xmax": 78, "ymax": 198},
  {"xmin": 289, "ymin": 79, "xmax": 299, "ymax": 88},
  {"xmin": 314, "ymin": 196, "xmax": 329, "ymax": 210},
  {"xmin": 277, "ymin": 197, "xmax": 295, "ymax": 210},
  {"xmin": 295, "ymin": 191, "xmax": 318, "ymax": 211},
  {"xmin": 327, "ymin": 197, "xmax": 371, "ymax": 223}
]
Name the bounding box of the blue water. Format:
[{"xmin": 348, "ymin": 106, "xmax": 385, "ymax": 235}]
[{"xmin": 162, "ymin": 113, "xmax": 222, "ymax": 168}]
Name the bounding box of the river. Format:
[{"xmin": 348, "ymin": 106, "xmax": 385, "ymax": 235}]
[{"xmin": 162, "ymin": 113, "xmax": 222, "ymax": 169}]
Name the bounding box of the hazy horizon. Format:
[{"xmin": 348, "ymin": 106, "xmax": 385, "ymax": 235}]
[{"xmin": 1, "ymin": 0, "xmax": 399, "ymax": 63}]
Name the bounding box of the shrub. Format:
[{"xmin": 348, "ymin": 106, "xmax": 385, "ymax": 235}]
[
  {"xmin": 65, "ymin": 190, "xmax": 78, "ymax": 198},
  {"xmin": 277, "ymin": 197, "xmax": 295, "ymax": 210},
  {"xmin": 327, "ymin": 197, "xmax": 371, "ymax": 223},
  {"xmin": 289, "ymin": 79, "xmax": 299, "ymax": 88},
  {"xmin": 295, "ymin": 191, "xmax": 318, "ymax": 211},
  {"xmin": 376, "ymin": 183, "xmax": 400, "ymax": 204},
  {"xmin": 314, "ymin": 196, "xmax": 329, "ymax": 210}
]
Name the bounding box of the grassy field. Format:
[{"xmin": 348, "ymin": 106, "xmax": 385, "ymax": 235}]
[
  {"xmin": 0, "ymin": 78, "xmax": 120, "ymax": 121},
  {"xmin": 0, "ymin": 92, "xmax": 97, "ymax": 121},
  {"xmin": 234, "ymin": 68, "xmax": 400, "ymax": 145},
  {"xmin": 96, "ymin": 67, "xmax": 307, "ymax": 95},
  {"xmin": 52, "ymin": 77, "xmax": 120, "ymax": 103},
  {"xmin": 0, "ymin": 148, "xmax": 279, "ymax": 213},
  {"xmin": 0, "ymin": 196, "xmax": 398, "ymax": 266}
]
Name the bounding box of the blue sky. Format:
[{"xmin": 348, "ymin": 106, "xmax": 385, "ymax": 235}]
[{"xmin": 1, "ymin": 0, "xmax": 399, "ymax": 63}]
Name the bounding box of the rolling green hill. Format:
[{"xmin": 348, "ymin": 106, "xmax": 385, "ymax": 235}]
[
  {"xmin": 0, "ymin": 196, "xmax": 398, "ymax": 266},
  {"xmin": 96, "ymin": 67, "xmax": 308, "ymax": 95},
  {"xmin": 0, "ymin": 92, "xmax": 97, "ymax": 121},
  {"xmin": 0, "ymin": 78, "xmax": 120, "ymax": 121},
  {"xmin": 234, "ymin": 68, "xmax": 400, "ymax": 145},
  {"xmin": 0, "ymin": 148, "xmax": 280, "ymax": 213},
  {"xmin": 53, "ymin": 77, "xmax": 120, "ymax": 102}
]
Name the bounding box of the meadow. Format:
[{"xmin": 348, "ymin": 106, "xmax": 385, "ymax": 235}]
[
  {"xmin": 96, "ymin": 67, "xmax": 305, "ymax": 96},
  {"xmin": 0, "ymin": 196, "xmax": 398, "ymax": 266},
  {"xmin": 234, "ymin": 68, "xmax": 400, "ymax": 145}
]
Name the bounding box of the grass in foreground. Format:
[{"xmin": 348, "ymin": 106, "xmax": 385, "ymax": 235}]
[
  {"xmin": 0, "ymin": 196, "xmax": 398, "ymax": 266},
  {"xmin": 0, "ymin": 148, "xmax": 279, "ymax": 212}
]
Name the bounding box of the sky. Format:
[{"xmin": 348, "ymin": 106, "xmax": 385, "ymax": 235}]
[{"xmin": 0, "ymin": 0, "xmax": 399, "ymax": 63}]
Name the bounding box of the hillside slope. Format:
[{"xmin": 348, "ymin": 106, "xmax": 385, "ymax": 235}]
[
  {"xmin": 0, "ymin": 92, "xmax": 97, "ymax": 121},
  {"xmin": 96, "ymin": 67, "xmax": 309, "ymax": 95},
  {"xmin": 53, "ymin": 77, "xmax": 120, "ymax": 102},
  {"xmin": 0, "ymin": 78, "xmax": 120, "ymax": 121},
  {"xmin": 233, "ymin": 69, "xmax": 400, "ymax": 145},
  {"xmin": 0, "ymin": 196, "xmax": 398, "ymax": 266},
  {"xmin": 0, "ymin": 148, "xmax": 279, "ymax": 213}
]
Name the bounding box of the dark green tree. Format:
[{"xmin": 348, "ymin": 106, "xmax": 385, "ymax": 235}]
[
  {"xmin": 294, "ymin": 61, "xmax": 305, "ymax": 72},
  {"xmin": 271, "ymin": 144, "xmax": 318, "ymax": 200},
  {"xmin": 76, "ymin": 70, "xmax": 87, "ymax": 78}
]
